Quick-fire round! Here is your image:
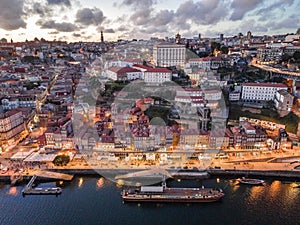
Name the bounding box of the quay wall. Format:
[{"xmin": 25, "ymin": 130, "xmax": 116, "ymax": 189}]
[
  {"xmin": 208, "ymin": 169, "xmax": 300, "ymax": 178},
  {"xmin": 1, "ymin": 168, "xmax": 300, "ymax": 182}
]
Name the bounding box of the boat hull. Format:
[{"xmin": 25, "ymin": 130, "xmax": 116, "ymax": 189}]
[
  {"xmin": 122, "ymin": 187, "xmax": 225, "ymax": 203},
  {"xmin": 237, "ymin": 178, "xmax": 265, "ymax": 185},
  {"xmin": 123, "ymin": 196, "xmax": 223, "ymax": 203}
]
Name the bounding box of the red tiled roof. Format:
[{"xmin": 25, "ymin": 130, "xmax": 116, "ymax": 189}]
[
  {"xmin": 145, "ymin": 68, "xmax": 171, "ymax": 73},
  {"xmin": 133, "ymin": 64, "xmax": 171, "ymax": 73},
  {"xmin": 243, "ymin": 83, "xmax": 287, "ymax": 88}
]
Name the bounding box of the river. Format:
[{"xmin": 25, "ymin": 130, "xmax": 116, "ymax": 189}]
[{"xmin": 0, "ymin": 176, "xmax": 299, "ymax": 225}]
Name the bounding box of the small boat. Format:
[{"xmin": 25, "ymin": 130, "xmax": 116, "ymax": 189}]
[{"xmin": 236, "ymin": 177, "xmax": 265, "ymax": 185}]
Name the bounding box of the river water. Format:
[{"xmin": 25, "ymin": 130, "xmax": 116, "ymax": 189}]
[{"xmin": 0, "ymin": 176, "xmax": 299, "ymax": 225}]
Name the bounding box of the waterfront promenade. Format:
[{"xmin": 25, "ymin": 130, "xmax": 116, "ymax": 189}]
[{"xmin": 1, "ymin": 148, "xmax": 300, "ymax": 181}]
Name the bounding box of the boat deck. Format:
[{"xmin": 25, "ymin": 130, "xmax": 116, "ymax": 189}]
[{"xmin": 123, "ymin": 187, "xmax": 224, "ymax": 202}]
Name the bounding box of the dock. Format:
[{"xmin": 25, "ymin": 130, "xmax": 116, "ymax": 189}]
[
  {"xmin": 21, "ymin": 170, "xmax": 73, "ymax": 196},
  {"xmin": 34, "ymin": 170, "xmax": 74, "ymax": 181}
]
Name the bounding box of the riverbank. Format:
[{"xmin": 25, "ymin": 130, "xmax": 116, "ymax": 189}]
[{"xmin": 1, "ymin": 166, "xmax": 300, "ymax": 183}]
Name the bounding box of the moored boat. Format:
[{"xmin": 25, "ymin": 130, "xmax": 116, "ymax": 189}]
[
  {"xmin": 122, "ymin": 183, "xmax": 224, "ymax": 203},
  {"xmin": 236, "ymin": 177, "xmax": 265, "ymax": 185}
]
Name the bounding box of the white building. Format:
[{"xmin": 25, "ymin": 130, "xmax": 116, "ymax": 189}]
[
  {"xmin": 242, "ymin": 83, "xmax": 288, "ymax": 101},
  {"xmin": 144, "ymin": 68, "xmax": 172, "ymax": 84},
  {"xmin": 274, "ymin": 90, "xmax": 294, "ymax": 112},
  {"xmin": 153, "ymin": 42, "xmax": 186, "ymax": 68},
  {"xmin": 229, "ymin": 91, "xmax": 241, "ymax": 101},
  {"xmin": 106, "ymin": 67, "xmax": 142, "ymax": 81},
  {"xmin": 203, "ymin": 89, "xmax": 222, "ymax": 101},
  {"xmin": 188, "ymin": 58, "xmax": 211, "ymax": 70}
]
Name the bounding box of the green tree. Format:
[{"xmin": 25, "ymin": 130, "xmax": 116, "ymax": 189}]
[
  {"xmin": 281, "ymin": 53, "xmax": 292, "ymax": 63},
  {"xmin": 210, "ymin": 42, "xmax": 221, "ymax": 54},
  {"xmin": 220, "ymin": 46, "xmax": 229, "ymax": 54},
  {"xmin": 293, "ymin": 51, "xmax": 300, "ymax": 60},
  {"xmin": 53, "ymin": 155, "xmax": 70, "ymax": 166}
]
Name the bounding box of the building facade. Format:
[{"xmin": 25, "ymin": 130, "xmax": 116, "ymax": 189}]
[
  {"xmin": 274, "ymin": 90, "xmax": 294, "ymax": 112},
  {"xmin": 153, "ymin": 43, "xmax": 186, "ymax": 68},
  {"xmin": 0, "ymin": 109, "xmax": 26, "ymax": 145},
  {"xmin": 242, "ymin": 83, "xmax": 288, "ymax": 101},
  {"xmin": 256, "ymin": 47, "xmax": 282, "ymax": 64}
]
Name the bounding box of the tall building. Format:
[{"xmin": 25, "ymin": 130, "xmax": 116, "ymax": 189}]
[
  {"xmin": 220, "ymin": 34, "xmax": 224, "ymax": 41},
  {"xmin": 247, "ymin": 31, "xmax": 252, "ymax": 40},
  {"xmin": 101, "ymin": 30, "xmax": 104, "ymax": 43},
  {"xmin": 153, "ymin": 42, "xmax": 186, "ymax": 68},
  {"xmin": 175, "ymin": 33, "xmax": 181, "ymax": 44},
  {"xmin": 198, "ymin": 33, "xmax": 201, "ymax": 41}
]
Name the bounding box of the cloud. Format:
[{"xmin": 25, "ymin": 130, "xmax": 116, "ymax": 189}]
[
  {"xmin": 48, "ymin": 31, "xmax": 59, "ymax": 34},
  {"xmin": 230, "ymin": 0, "xmax": 261, "ymax": 21},
  {"xmin": 257, "ymin": 0, "xmax": 294, "ymax": 15},
  {"xmin": 120, "ymin": 0, "xmax": 156, "ymax": 8},
  {"xmin": 36, "ymin": 19, "xmax": 77, "ymax": 32},
  {"xmin": 265, "ymin": 14, "xmax": 300, "ymax": 30},
  {"xmin": 72, "ymin": 33, "xmax": 81, "ymax": 37},
  {"xmin": 237, "ymin": 19, "xmax": 268, "ymax": 34},
  {"xmin": 152, "ymin": 10, "xmax": 175, "ymax": 26},
  {"xmin": 0, "ymin": 0, "xmax": 26, "ymax": 30},
  {"xmin": 176, "ymin": 0, "xmax": 228, "ymax": 25},
  {"xmin": 117, "ymin": 25, "xmax": 128, "ymax": 32},
  {"xmin": 26, "ymin": 2, "xmax": 53, "ymax": 17},
  {"xmin": 104, "ymin": 28, "xmax": 115, "ymax": 33},
  {"xmin": 76, "ymin": 8, "xmax": 105, "ymax": 26},
  {"xmin": 130, "ymin": 8, "xmax": 152, "ymax": 26},
  {"xmin": 96, "ymin": 27, "xmax": 115, "ymax": 33},
  {"xmin": 47, "ymin": 0, "xmax": 71, "ymax": 6}
]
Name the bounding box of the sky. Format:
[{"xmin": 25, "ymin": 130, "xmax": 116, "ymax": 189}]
[{"xmin": 0, "ymin": 0, "xmax": 299, "ymax": 42}]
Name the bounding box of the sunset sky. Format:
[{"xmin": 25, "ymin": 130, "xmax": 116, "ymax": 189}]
[{"xmin": 1, "ymin": 0, "xmax": 299, "ymax": 42}]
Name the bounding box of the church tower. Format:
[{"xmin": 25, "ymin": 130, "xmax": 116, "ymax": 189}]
[{"xmin": 101, "ymin": 30, "xmax": 104, "ymax": 43}]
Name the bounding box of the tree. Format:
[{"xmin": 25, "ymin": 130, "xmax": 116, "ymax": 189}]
[
  {"xmin": 281, "ymin": 53, "xmax": 292, "ymax": 63},
  {"xmin": 220, "ymin": 46, "xmax": 229, "ymax": 54},
  {"xmin": 210, "ymin": 42, "xmax": 221, "ymax": 55},
  {"xmin": 293, "ymin": 51, "xmax": 300, "ymax": 61},
  {"xmin": 186, "ymin": 40, "xmax": 190, "ymax": 49},
  {"xmin": 53, "ymin": 155, "xmax": 70, "ymax": 166}
]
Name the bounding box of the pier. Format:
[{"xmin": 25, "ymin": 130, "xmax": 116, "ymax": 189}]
[{"xmin": 22, "ymin": 170, "xmax": 73, "ymax": 196}]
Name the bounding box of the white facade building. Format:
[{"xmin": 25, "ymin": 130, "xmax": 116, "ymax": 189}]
[
  {"xmin": 144, "ymin": 68, "xmax": 172, "ymax": 84},
  {"xmin": 274, "ymin": 90, "xmax": 294, "ymax": 112},
  {"xmin": 106, "ymin": 67, "xmax": 142, "ymax": 81},
  {"xmin": 153, "ymin": 43, "xmax": 186, "ymax": 68},
  {"xmin": 242, "ymin": 83, "xmax": 288, "ymax": 101},
  {"xmin": 229, "ymin": 92, "xmax": 241, "ymax": 101}
]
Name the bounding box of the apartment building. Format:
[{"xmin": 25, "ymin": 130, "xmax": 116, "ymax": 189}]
[{"xmin": 242, "ymin": 83, "xmax": 288, "ymax": 101}]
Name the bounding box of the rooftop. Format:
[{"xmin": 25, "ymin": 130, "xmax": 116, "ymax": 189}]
[{"xmin": 243, "ymin": 83, "xmax": 287, "ymax": 88}]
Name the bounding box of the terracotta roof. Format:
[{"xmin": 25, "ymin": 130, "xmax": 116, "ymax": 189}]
[
  {"xmin": 243, "ymin": 83, "xmax": 287, "ymax": 88},
  {"xmin": 145, "ymin": 68, "xmax": 171, "ymax": 73}
]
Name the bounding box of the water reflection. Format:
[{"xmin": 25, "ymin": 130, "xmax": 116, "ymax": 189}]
[
  {"xmin": 230, "ymin": 180, "xmax": 240, "ymax": 192},
  {"xmin": 7, "ymin": 186, "xmax": 18, "ymax": 196},
  {"xmin": 116, "ymin": 179, "xmax": 125, "ymax": 188},
  {"xmin": 96, "ymin": 178, "xmax": 105, "ymax": 189},
  {"xmin": 248, "ymin": 186, "xmax": 263, "ymax": 202},
  {"xmin": 78, "ymin": 177, "xmax": 83, "ymax": 188},
  {"xmin": 269, "ymin": 180, "xmax": 281, "ymax": 199}
]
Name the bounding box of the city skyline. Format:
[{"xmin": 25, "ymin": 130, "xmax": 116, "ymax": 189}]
[{"xmin": 1, "ymin": 0, "xmax": 300, "ymax": 42}]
